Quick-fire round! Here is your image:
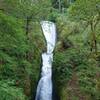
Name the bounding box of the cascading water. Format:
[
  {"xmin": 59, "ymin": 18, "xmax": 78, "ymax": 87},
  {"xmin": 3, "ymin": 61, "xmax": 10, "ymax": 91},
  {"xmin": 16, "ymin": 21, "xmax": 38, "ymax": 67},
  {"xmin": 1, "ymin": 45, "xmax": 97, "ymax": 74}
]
[{"xmin": 35, "ymin": 21, "xmax": 56, "ymax": 100}]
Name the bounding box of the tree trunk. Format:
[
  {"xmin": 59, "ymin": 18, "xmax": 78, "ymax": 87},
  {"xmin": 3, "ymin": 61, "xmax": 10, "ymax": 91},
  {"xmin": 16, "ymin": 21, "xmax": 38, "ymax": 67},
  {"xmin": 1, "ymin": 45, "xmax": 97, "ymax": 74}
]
[
  {"xmin": 90, "ymin": 23, "xmax": 97, "ymax": 54},
  {"xmin": 25, "ymin": 16, "xmax": 30, "ymax": 36},
  {"xmin": 58, "ymin": 0, "xmax": 61, "ymax": 12}
]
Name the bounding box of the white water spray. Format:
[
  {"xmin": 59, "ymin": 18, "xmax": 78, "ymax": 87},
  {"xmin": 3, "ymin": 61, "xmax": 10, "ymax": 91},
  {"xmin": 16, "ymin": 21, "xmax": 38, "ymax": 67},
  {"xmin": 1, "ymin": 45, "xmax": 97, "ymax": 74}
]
[{"xmin": 35, "ymin": 21, "xmax": 56, "ymax": 100}]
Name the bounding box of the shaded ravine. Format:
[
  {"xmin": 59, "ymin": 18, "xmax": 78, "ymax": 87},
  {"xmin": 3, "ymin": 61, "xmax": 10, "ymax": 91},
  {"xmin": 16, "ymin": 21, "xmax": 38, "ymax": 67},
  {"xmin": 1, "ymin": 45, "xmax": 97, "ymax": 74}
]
[{"xmin": 35, "ymin": 21, "xmax": 56, "ymax": 100}]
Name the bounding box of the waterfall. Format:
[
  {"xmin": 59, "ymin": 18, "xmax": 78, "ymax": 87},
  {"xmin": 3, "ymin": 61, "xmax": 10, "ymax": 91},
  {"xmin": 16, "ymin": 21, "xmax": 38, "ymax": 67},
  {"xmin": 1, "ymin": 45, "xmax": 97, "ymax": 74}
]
[{"xmin": 35, "ymin": 21, "xmax": 56, "ymax": 100}]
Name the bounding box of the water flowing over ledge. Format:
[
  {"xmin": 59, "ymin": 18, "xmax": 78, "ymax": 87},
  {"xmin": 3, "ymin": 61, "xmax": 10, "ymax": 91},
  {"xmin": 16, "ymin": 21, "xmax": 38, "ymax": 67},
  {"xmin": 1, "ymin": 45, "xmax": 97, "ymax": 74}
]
[{"xmin": 35, "ymin": 21, "xmax": 56, "ymax": 100}]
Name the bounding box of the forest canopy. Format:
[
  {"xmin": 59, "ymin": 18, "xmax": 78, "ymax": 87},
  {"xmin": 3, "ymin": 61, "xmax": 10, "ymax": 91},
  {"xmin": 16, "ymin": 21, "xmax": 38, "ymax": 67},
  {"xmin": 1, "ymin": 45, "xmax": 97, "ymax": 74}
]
[{"xmin": 0, "ymin": 0, "xmax": 100, "ymax": 100}]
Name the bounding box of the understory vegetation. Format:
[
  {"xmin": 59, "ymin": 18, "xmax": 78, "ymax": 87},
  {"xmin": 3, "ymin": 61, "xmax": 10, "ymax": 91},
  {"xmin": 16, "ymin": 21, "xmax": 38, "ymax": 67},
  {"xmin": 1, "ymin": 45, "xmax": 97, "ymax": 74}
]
[{"xmin": 0, "ymin": 0, "xmax": 100, "ymax": 100}]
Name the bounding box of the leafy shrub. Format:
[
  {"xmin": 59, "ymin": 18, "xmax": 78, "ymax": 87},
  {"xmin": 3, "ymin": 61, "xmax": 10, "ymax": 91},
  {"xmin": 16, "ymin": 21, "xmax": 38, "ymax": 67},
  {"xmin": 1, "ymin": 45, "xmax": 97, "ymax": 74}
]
[{"xmin": 0, "ymin": 80, "xmax": 27, "ymax": 100}]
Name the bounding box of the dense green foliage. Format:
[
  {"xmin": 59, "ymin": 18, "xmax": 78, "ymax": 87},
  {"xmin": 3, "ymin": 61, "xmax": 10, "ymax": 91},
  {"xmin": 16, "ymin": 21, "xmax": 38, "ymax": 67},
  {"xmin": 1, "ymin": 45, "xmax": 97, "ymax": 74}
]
[
  {"xmin": 68, "ymin": 0, "xmax": 100, "ymax": 54},
  {"xmin": 0, "ymin": 0, "xmax": 100, "ymax": 100}
]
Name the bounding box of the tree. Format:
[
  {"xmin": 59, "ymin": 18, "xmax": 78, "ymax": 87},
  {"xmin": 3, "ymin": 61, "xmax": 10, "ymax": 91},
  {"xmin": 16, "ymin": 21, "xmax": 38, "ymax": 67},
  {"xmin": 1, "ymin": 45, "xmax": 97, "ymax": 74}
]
[
  {"xmin": 52, "ymin": 0, "xmax": 75, "ymax": 12},
  {"xmin": 68, "ymin": 0, "xmax": 100, "ymax": 54},
  {"xmin": 2, "ymin": 0, "xmax": 52, "ymax": 37}
]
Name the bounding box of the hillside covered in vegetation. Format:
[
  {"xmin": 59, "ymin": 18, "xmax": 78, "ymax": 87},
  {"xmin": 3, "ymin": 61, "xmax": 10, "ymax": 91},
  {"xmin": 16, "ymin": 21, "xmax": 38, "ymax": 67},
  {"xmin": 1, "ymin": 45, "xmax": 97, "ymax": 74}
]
[{"xmin": 0, "ymin": 0, "xmax": 100, "ymax": 100}]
